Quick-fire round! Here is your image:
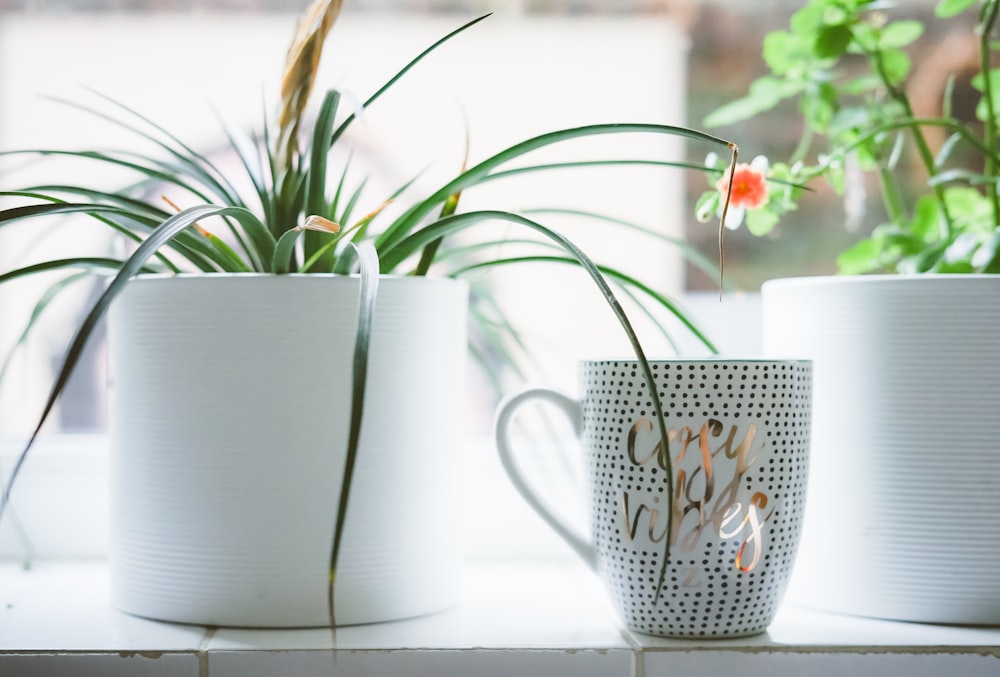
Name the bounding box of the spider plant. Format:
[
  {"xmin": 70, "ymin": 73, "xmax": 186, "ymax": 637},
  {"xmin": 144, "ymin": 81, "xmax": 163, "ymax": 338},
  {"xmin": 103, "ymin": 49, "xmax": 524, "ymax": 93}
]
[{"xmin": 0, "ymin": 0, "xmax": 737, "ymax": 619}]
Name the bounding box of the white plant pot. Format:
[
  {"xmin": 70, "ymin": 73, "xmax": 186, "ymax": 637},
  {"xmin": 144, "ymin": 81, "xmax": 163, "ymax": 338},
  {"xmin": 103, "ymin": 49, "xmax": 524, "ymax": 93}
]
[
  {"xmin": 107, "ymin": 274, "xmax": 467, "ymax": 627},
  {"xmin": 762, "ymin": 274, "xmax": 1000, "ymax": 624}
]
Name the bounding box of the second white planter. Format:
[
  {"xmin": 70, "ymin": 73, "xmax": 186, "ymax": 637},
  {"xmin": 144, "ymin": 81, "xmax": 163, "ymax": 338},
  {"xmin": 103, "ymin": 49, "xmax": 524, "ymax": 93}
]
[
  {"xmin": 107, "ymin": 274, "xmax": 467, "ymax": 627},
  {"xmin": 762, "ymin": 274, "xmax": 1000, "ymax": 624}
]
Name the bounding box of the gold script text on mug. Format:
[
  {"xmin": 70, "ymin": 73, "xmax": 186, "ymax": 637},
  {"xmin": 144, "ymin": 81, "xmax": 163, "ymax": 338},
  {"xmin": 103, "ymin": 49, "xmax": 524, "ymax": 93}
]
[{"xmin": 623, "ymin": 419, "xmax": 772, "ymax": 573}]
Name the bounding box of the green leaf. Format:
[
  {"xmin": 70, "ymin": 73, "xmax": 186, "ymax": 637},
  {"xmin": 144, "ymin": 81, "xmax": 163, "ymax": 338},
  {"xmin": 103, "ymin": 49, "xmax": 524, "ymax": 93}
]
[
  {"xmin": 913, "ymin": 241, "xmax": 951, "ymax": 272},
  {"xmin": 934, "ymin": 132, "xmax": 964, "ymax": 169},
  {"xmin": 0, "ymin": 203, "xmax": 265, "ymax": 525},
  {"xmin": 272, "ymin": 228, "xmax": 304, "ymax": 274},
  {"xmin": 841, "ymin": 73, "xmax": 883, "ymax": 95},
  {"xmin": 850, "ymin": 21, "xmax": 879, "ymax": 52},
  {"xmin": 0, "ymin": 148, "xmax": 215, "ymax": 206},
  {"xmin": 302, "ymin": 90, "xmax": 344, "ymax": 273},
  {"xmin": 829, "ymin": 105, "xmax": 872, "ymax": 132},
  {"xmin": 971, "ymin": 69, "xmax": 1000, "ymax": 123},
  {"xmin": 52, "ymin": 92, "xmax": 245, "ymax": 207},
  {"xmin": 330, "ymin": 13, "xmax": 492, "ymax": 148},
  {"xmin": 222, "ymin": 125, "xmax": 269, "ymax": 215},
  {"xmin": 306, "ymin": 90, "xmax": 341, "ymax": 217},
  {"xmin": 801, "ymin": 82, "xmax": 837, "ymax": 130},
  {"xmin": 762, "ymin": 31, "xmax": 803, "ymax": 74},
  {"xmin": 930, "ymin": 168, "xmax": 999, "ymax": 187},
  {"xmin": 935, "ymin": 0, "xmax": 979, "ymax": 18},
  {"xmin": 339, "ymin": 179, "xmax": 369, "ymax": 235},
  {"xmin": 377, "ymin": 123, "xmax": 735, "ymax": 255},
  {"xmin": 695, "ymin": 191, "xmax": 720, "ymax": 222},
  {"xmin": 745, "ymin": 208, "xmax": 780, "ymax": 236},
  {"xmin": 702, "ymin": 96, "xmax": 777, "ymax": 128},
  {"xmin": 704, "ymin": 78, "xmax": 805, "ymax": 127},
  {"xmin": 450, "ymin": 255, "xmax": 718, "ymax": 353},
  {"xmin": 329, "ymin": 153, "xmax": 354, "ymax": 222},
  {"xmin": 196, "ymin": 229, "xmax": 253, "ymax": 273},
  {"xmin": 815, "ymin": 24, "xmax": 854, "ymax": 59},
  {"xmin": 908, "ymin": 195, "xmax": 942, "ymax": 240},
  {"xmin": 976, "ymin": 232, "xmax": 1000, "ymax": 272},
  {"xmin": 327, "ymin": 239, "xmax": 380, "ymax": 627},
  {"xmin": 836, "ymin": 237, "xmax": 882, "ymax": 274},
  {"xmin": 522, "ymin": 207, "xmax": 729, "ymax": 288},
  {"xmin": 381, "ymin": 208, "xmax": 676, "ymax": 598},
  {"xmin": 877, "ymin": 48, "xmax": 912, "ymax": 86},
  {"xmin": 0, "ymin": 257, "xmax": 151, "ymax": 285},
  {"xmin": 790, "ymin": 2, "xmax": 825, "ymax": 36},
  {"xmin": 879, "ymin": 20, "xmax": 924, "ymax": 48},
  {"xmin": 0, "ymin": 272, "xmax": 92, "ymax": 392},
  {"xmin": 483, "ymin": 159, "xmax": 719, "ymax": 183},
  {"xmin": 0, "ymin": 201, "xmax": 210, "ymax": 271}
]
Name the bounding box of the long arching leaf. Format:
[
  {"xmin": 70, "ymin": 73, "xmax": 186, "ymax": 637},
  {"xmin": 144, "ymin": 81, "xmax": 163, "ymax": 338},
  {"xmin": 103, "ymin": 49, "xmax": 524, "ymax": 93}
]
[
  {"xmin": 449, "ymin": 255, "xmax": 718, "ymax": 353},
  {"xmin": 376, "ymin": 124, "xmax": 736, "ymax": 253},
  {"xmin": 221, "ymin": 124, "xmax": 271, "ymax": 220},
  {"xmin": 0, "ymin": 257, "xmax": 158, "ymax": 285},
  {"xmin": 0, "ymin": 204, "xmax": 270, "ymax": 525},
  {"xmin": 57, "ymin": 91, "xmax": 245, "ymax": 205},
  {"xmin": 380, "ymin": 209, "xmax": 675, "ymax": 584},
  {"xmin": 327, "ymin": 240, "xmax": 380, "ymax": 628},
  {"xmin": 329, "ymin": 13, "xmax": 492, "ymax": 148},
  {"xmin": 0, "ymin": 272, "xmax": 92, "ymax": 392},
  {"xmin": 523, "ymin": 207, "xmax": 731, "ymax": 289},
  {"xmin": 482, "ymin": 158, "xmax": 713, "ymax": 181},
  {"xmin": 0, "ymin": 198, "xmax": 237, "ymax": 273},
  {"xmin": 0, "ymin": 149, "xmax": 220, "ymax": 207}
]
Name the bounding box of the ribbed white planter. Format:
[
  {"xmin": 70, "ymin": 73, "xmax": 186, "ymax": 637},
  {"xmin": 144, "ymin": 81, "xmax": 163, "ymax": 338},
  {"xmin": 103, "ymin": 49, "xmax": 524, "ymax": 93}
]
[
  {"xmin": 107, "ymin": 274, "xmax": 467, "ymax": 627},
  {"xmin": 762, "ymin": 275, "xmax": 1000, "ymax": 624}
]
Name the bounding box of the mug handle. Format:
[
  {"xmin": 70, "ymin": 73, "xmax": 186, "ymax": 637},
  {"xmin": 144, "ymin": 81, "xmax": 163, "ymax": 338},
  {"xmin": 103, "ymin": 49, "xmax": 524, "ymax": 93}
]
[{"xmin": 494, "ymin": 387, "xmax": 598, "ymax": 570}]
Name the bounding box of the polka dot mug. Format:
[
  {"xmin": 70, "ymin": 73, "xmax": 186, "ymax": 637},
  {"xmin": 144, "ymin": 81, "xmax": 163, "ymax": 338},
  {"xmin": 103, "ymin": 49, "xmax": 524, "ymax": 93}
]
[{"xmin": 494, "ymin": 359, "xmax": 812, "ymax": 638}]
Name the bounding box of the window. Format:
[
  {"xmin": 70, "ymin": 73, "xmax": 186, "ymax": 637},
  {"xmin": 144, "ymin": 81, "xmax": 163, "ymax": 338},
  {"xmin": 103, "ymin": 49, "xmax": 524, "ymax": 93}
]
[
  {"xmin": 0, "ymin": 0, "xmax": 700, "ymax": 435},
  {"xmin": 0, "ymin": 0, "xmax": 949, "ymax": 562}
]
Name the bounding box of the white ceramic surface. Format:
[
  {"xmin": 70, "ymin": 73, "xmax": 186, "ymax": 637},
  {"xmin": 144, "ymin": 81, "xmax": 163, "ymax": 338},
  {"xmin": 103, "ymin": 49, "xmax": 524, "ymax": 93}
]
[
  {"xmin": 762, "ymin": 275, "xmax": 1000, "ymax": 624},
  {"xmin": 6, "ymin": 561, "xmax": 1000, "ymax": 676},
  {"xmin": 495, "ymin": 359, "xmax": 812, "ymax": 638},
  {"xmin": 107, "ymin": 274, "xmax": 467, "ymax": 627}
]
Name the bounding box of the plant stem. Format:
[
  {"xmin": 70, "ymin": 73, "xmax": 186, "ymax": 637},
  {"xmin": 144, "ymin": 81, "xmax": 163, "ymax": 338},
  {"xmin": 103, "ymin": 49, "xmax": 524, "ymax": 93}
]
[
  {"xmin": 878, "ymin": 165, "xmax": 908, "ymax": 226},
  {"xmin": 979, "ymin": 0, "xmax": 1000, "ymax": 235},
  {"xmin": 789, "ymin": 125, "xmax": 814, "ymax": 167},
  {"xmin": 873, "ymin": 50, "xmax": 956, "ymax": 239}
]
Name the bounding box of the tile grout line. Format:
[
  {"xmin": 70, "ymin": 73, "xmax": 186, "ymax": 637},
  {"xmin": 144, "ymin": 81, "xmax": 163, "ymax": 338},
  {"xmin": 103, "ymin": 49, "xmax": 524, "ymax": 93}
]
[
  {"xmin": 618, "ymin": 626, "xmax": 645, "ymax": 677},
  {"xmin": 570, "ymin": 565, "xmax": 646, "ymax": 677},
  {"xmin": 198, "ymin": 626, "xmax": 217, "ymax": 677}
]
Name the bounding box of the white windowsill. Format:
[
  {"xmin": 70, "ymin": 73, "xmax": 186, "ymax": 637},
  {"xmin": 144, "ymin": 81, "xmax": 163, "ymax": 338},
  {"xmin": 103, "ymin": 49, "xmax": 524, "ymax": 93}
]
[{"xmin": 2, "ymin": 560, "xmax": 998, "ymax": 677}]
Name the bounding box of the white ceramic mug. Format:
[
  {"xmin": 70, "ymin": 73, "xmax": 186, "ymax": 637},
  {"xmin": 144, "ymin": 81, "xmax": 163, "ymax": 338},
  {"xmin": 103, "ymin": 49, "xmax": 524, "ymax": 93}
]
[{"xmin": 495, "ymin": 359, "xmax": 812, "ymax": 638}]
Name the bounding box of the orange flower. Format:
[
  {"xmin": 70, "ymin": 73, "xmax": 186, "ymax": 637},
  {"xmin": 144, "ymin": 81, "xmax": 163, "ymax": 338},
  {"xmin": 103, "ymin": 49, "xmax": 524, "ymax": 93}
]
[{"xmin": 716, "ymin": 162, "xmax": 768, "ymax": 210}]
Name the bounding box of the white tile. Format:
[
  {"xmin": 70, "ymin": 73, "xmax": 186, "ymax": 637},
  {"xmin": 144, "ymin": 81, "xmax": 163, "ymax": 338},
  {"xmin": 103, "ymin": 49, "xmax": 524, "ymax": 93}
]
[
  {"xmin": 209, "ymin": 648, "xmax": 633, "ymax": 677},
  {"xmin": 767, "ymin": 603, "xmax": 1000, "ymax": 647},
  {"xmin": 210, "ymin": 562, "xmax": 630, "ymax": 651},
  {"xmin": 641, "ymin": 651, "xmax": 1000, "ymax": 677},
  {"xmin": 7, "ymin": 559, "xmax": 1000, "ymax": 677},
  {"xmin": 623, "ymin": 601, "xmax": 1000, "ymax": 649},
  {"xmin": 0, "ymin": 653, "xmax": 199, "ymax": 677},
  {"xmin": 0, "ymin": 562, "xmax": 206, "ymax": 652}
]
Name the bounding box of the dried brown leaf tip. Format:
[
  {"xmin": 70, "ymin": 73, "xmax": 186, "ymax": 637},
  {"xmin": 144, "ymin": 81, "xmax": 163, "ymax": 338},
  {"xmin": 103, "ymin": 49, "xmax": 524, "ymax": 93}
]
[{"xmin": 301, "ymin": 215, "xmax": 341, "ymax": 233}]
